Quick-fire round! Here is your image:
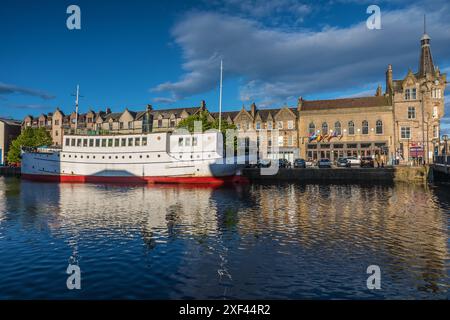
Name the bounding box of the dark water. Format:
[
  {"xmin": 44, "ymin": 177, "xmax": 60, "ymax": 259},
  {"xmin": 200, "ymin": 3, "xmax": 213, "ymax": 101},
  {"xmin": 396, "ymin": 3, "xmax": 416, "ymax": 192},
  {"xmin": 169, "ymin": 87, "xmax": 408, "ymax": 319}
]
[{"xmin": 0, "ymin": 177, "xmax": 448, "ymax": 299}]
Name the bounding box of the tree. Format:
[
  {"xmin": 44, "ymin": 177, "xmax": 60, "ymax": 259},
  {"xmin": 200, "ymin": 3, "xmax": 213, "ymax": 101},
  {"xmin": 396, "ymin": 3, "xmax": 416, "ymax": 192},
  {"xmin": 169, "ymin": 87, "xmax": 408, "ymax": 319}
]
[
  {"xmin": 176, "ymin": 110, "xmax": 236, "ymax": 134},
  {"xmin": 7, "ymin": 127, "xmax": 53, "ymax": 164}
]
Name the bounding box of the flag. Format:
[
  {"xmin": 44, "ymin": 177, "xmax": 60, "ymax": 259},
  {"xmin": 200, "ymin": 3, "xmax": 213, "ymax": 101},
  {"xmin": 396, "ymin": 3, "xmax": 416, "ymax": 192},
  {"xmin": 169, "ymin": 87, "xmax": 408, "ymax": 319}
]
[
  {"xmin": 308, "ymin": 133, "xmax": 317, "ymax": 142},
  {"xmin": 328, "ymin": 131, "xmax": 338, "ymax": 142},
  {"xmin": 316, "ymin": 134, "xmax": 323, "ymax": 142}
]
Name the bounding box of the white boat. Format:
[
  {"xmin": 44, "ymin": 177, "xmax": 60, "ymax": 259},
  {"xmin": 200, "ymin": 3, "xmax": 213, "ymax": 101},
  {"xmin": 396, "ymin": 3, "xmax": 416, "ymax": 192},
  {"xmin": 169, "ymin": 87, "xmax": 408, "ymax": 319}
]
[{"xmin": 21, "ymin": 131, "xmax": 245, "ymax": 185}]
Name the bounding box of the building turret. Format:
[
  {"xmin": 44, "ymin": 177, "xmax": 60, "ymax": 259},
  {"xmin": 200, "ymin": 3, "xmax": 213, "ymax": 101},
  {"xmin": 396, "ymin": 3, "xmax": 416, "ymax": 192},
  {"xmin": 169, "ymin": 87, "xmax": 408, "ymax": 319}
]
[{"xmin": 418, "ymin": 16, "xmax": 435, "ymax": 78}]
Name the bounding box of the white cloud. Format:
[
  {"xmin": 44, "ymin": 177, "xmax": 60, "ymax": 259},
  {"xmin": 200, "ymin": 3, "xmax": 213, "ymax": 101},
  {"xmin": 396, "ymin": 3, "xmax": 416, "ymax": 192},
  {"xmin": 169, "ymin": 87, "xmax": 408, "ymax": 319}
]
[{"xmin": 153, "ymin": 1, "xmax": 450, "ymax": 106}]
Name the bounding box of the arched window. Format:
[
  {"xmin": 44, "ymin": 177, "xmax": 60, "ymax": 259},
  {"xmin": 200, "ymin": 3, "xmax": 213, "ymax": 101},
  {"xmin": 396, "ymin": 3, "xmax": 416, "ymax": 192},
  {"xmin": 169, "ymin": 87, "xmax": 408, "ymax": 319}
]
[
  {"xmin": 376, "ymin": 120, "xmax": 383, "ymax": 134},
  {"xmin": 348, "ymin": 121, "xmax": 355, "ymax": 135},
  {"xmin": 321, "ymin": 122, "xmax": 328, "ymax": 135},
  {"xmin": 334, "ymin": 121, "xmax": 341, "ymax": 135},
  {"xmin": 362, "ymin": 120, "xmax": 369, "ymax": 135},
  {"xmin": 308, "ymin": 122, "xmax": 315, "ymax": 135}
]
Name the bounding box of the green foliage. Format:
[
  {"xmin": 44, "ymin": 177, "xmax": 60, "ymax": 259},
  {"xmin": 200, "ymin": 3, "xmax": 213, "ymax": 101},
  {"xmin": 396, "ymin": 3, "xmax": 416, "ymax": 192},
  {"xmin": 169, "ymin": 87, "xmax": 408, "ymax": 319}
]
[
  {"xmin": 176, "ymin": 110, "xmax": 236, "ymax": 134},
  {"xmin": 7, "ymin": 127, "xmax": 53, "ymax": 164}
]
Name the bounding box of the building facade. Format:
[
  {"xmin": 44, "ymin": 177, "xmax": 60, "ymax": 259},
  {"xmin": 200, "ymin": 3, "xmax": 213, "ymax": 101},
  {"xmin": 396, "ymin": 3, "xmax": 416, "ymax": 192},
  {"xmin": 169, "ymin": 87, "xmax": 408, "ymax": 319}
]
[{"xmin": 0, "ymin": 118, "xmax": 22, "ymax": 165}]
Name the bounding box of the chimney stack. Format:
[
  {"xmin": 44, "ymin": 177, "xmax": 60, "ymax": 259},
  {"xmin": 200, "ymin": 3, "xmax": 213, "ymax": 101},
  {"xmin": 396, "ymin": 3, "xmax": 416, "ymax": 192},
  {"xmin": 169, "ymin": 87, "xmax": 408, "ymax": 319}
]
[
  {"xmin": 385, "ymin": 65, "xmax": 393, "ymax": 95},
  {"xmin": 297, "ymin": 96, "xmax": 303, "ymax": 111},
  {"xmin": 250, "ymin": 102, "xmax": 256, "ymax": 117},
  {"xmin": 200, "ymin": 100, "xmax": 206, "ymax": 110}
]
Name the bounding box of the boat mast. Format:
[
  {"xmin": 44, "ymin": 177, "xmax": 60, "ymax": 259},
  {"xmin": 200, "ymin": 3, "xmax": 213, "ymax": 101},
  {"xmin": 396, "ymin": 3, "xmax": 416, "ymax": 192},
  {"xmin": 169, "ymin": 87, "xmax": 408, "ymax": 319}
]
[
  {"xmin": 75, "ymin": 85, "xmax": 79, "ymax": 134},
  {"xmin": 218, "ymin": 60, "xmax": 223, "ymax": 132}
]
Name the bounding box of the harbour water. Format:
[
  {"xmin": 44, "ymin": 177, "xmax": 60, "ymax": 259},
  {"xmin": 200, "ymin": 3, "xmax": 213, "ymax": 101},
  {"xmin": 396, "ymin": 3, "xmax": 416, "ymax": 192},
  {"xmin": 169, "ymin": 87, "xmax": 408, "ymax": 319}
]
[{"xmin": 0, "ymin": 177, "xmax": 448, "ymax": 299}]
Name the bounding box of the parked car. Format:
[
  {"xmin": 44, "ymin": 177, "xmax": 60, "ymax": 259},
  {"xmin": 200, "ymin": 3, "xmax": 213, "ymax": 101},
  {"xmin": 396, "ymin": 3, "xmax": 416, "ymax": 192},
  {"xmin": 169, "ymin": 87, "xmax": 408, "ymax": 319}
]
[
  {"xmin": 257, "ymin": 159, "xmax": 271, "ymax": 168},
  {"xmin": 305, "ymin": 159, "xmax": 314, "ymax": 167},
  {"xmin": 346, "ymin": 156, "xmax": 361, "ymax": 166},
  {"xmin": 278, "ymin": 158, "xmax": 291, "ymax": 168},
  {"xmin": 336, "ymin": 158, "xmax": 351, "ymax": 168},
  {"xmin": 293, "ymin": 158, "xmax": 306, "ymax": 168},
  {"xmin": 318, "ymin": 158, "xmax": 332, "ymax": 168},
  {"xmin": 360, "ymin": 156, "xmax": 375, "ymax": 168}
]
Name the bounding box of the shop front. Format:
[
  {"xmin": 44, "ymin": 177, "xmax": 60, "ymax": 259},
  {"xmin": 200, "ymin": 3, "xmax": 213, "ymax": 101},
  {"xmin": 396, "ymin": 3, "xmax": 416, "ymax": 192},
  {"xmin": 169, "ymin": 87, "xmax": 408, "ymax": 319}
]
[{"xmin": 306, "ymin": 141, "xmax": 389, "ymax": 161}]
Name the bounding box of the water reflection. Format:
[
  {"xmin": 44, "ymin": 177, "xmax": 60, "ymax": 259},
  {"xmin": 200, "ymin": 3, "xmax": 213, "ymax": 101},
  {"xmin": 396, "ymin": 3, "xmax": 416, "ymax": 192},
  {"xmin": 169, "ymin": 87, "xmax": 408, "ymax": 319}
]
[{"xmin": 0, "ymin": 177, "xmax": 448, "ymax": 299}]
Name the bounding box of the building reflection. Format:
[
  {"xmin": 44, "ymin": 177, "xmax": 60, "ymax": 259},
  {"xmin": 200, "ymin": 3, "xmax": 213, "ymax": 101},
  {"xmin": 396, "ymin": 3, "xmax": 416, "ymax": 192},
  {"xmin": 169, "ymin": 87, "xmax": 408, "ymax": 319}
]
[{"xmin": 4, "ymin": 179, "xmax": 448, "ymax": 296}]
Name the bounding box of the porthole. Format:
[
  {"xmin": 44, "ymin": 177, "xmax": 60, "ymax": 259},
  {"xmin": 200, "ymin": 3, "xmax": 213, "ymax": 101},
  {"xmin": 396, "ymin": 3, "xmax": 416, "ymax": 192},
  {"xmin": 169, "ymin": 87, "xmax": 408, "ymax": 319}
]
[
  {"xmin": 93, "ymin": 156, "xmax": 96, "ymax": 159},
  {"xmin": 157, "ymin": 136, "xmax": 161, "ymax": 140},
  {"xmin": 109, "ymin": 156, "xmax": 112, "ymax": 159},
  {"xmin": 63, "ymin": 155, "xmax": 66, "ymax": 158},
  {"xmin": 122, "ymin": 156, "xmax": 125, "ymax": 159},
  {"xmin": 69, "ymin": 155, "xmax": 71, "ymax": 158},
  {"xmin": 75, "ymin": 155, "xmax": 77, "ymax": 158},
  {"xmin": 139, "ymin": 155, "xmax": 142, "ymax": 159},
  {"xmin": 87, "ymin": 156, "xmax": 89, "ymax": 159},
  {"xmin": 190, "ymin": 155, "xmax": 193, "ymax": 159},
  {"xmin": 147, "ymin": 155, "xmax": 150, "ymax": 158},
  {"xmin": 102, "ymin": 156, "xmax": 105, "ymax": 159},
  {"xmin": 81, "ymin": 156, "xmax": 83, "ymax": 159},
  {"xmin": 157, "ymin": 154, "xmax": 160, "ymax": 158},
  {"xmin": 179, "ymin": 155, "xmax": 182, "ymax": 159},
  {"xmin": 115, "ymin": 156, "xmax": 118, "ymax": 159},
  {"xmin": 129, "ymin": 156, "xmax": 132, "ymax": 159}
]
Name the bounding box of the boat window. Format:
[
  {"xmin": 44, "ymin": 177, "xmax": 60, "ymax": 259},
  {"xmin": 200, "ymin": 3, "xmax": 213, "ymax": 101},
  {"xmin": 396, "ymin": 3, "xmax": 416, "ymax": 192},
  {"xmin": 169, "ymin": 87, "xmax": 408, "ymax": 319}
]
[
  {"xmin": 71, "ymin": 139, "xmax": 76, "ymax": 146},
  {"xmin": 65, "ymin": 138, "xmax": 70, "ymax": 146},
  {"xmin": 142, "ymin": 137, "xmax": 147, "ymax": 146},
  {"xmin": 89, "ymin": 139, "xmax": 94, "ymax": 147},
  {"xmin": 101, "ymin": 139, "xmax": 107, "ymax": 147},
  {"xmin": 135, "ymin": 137, "xmax": 140, "ymax": 146},
  {"xmin": 128, "ymin": 138, "xmax": 133, "ymax": 146},
  {"xmin": 192, "ymin": 137, "xmax": 198, "ymax": 146},
  {"xmin": 114, "ymin": 138, "xmax": 120, "ymax": 147},
  {"xmin": 121, "ymin": 138, "xmax": 126, "ymax": 147},
  {"xmin": 108, "ymin": 139, "xmax": 113, "ymax": 147},
  {"xmin": 77, "ymin": 139, "xmax": 82, "ymax": 147},
  {"xmin": 178, "ymin": 137, "xmax": 183, "ymax": 147},
  {"xmin": 185, "ymin": 137, "xmax": 191, "ymax": 147},
  {"xmin": 83, "ymin": 139, "xmax": 88, "ymax": 147},
  {"xmin": 95, "ymin": 139, "xmax": 100, "ymax": 147}
]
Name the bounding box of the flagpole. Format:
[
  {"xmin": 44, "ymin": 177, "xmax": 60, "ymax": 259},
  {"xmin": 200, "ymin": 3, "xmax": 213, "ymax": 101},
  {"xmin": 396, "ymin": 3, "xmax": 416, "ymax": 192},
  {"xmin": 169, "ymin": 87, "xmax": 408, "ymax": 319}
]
[
  {"xmin": 75, "ymin": 85, "xmax": 79, "ymax": 134},
  {"xmin": 218, "ymin": 59, "xmax": 223, "ymax": 132}
]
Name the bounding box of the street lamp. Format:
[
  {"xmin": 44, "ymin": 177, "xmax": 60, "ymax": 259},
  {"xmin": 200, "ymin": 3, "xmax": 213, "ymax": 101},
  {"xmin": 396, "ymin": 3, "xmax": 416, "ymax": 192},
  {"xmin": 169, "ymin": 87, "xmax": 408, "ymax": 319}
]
[
  {"xmin": 432, "ymin": 138, "xmax": 437, "ymax": 163},
  {"xmin": 443, "ymin": 135, "xmax": 448, "ymax": 164}
]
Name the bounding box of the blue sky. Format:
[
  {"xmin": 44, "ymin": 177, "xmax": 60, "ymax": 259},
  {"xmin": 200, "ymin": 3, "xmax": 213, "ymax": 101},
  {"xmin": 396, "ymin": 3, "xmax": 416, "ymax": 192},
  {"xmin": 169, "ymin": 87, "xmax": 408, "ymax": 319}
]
[{"xmin": 1, "ymin": 0, "xmax": 449, "ymax": 132}]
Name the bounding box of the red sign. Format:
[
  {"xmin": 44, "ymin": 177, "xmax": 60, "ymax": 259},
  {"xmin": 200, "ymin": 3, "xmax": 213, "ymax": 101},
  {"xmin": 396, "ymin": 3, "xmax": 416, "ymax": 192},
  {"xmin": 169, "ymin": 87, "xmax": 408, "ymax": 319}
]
[{"xmin": 410, "ymin": 146, "xmax": 423, "ymax": 157}]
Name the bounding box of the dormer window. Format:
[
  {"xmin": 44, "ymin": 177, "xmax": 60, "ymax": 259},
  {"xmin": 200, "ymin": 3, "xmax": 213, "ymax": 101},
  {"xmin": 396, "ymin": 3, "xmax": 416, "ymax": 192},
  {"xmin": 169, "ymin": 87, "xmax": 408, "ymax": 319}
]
[
  {"xmin": 404, "ymin": 89, "xmax": 410, "ymax": 100},
  {"xmin": 267, "ymin": 121, "xmax": 273, "ymax": 130},
  {"xmin": 256, "ymin": 122, "xmax": 261, "ymax": 130}
]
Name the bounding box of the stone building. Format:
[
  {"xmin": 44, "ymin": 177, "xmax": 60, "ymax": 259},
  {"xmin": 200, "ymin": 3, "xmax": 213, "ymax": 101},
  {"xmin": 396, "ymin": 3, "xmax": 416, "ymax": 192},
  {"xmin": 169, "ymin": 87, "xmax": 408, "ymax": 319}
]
[
  {"xmin": 297, "ymin": 30, "xmax": 446, "ymax": 164},
  {"xmin": 232, "ymin": 103, "xmax": 300, "ymax": 162},
  {"xmin": 0, "ymin": 118, "xmax": 21, "ymax": 165},
  {"xmin": 297, "ymin": 96, "xmax": 393, "ymax": 162}
]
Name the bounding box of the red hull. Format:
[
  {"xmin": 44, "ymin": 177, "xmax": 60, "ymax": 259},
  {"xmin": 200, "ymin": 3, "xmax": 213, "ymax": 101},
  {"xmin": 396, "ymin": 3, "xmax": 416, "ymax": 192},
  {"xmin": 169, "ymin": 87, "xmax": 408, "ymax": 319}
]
[{"xmin": 21, "ymin": 173, "xmax": 248, "ymax": 185}]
